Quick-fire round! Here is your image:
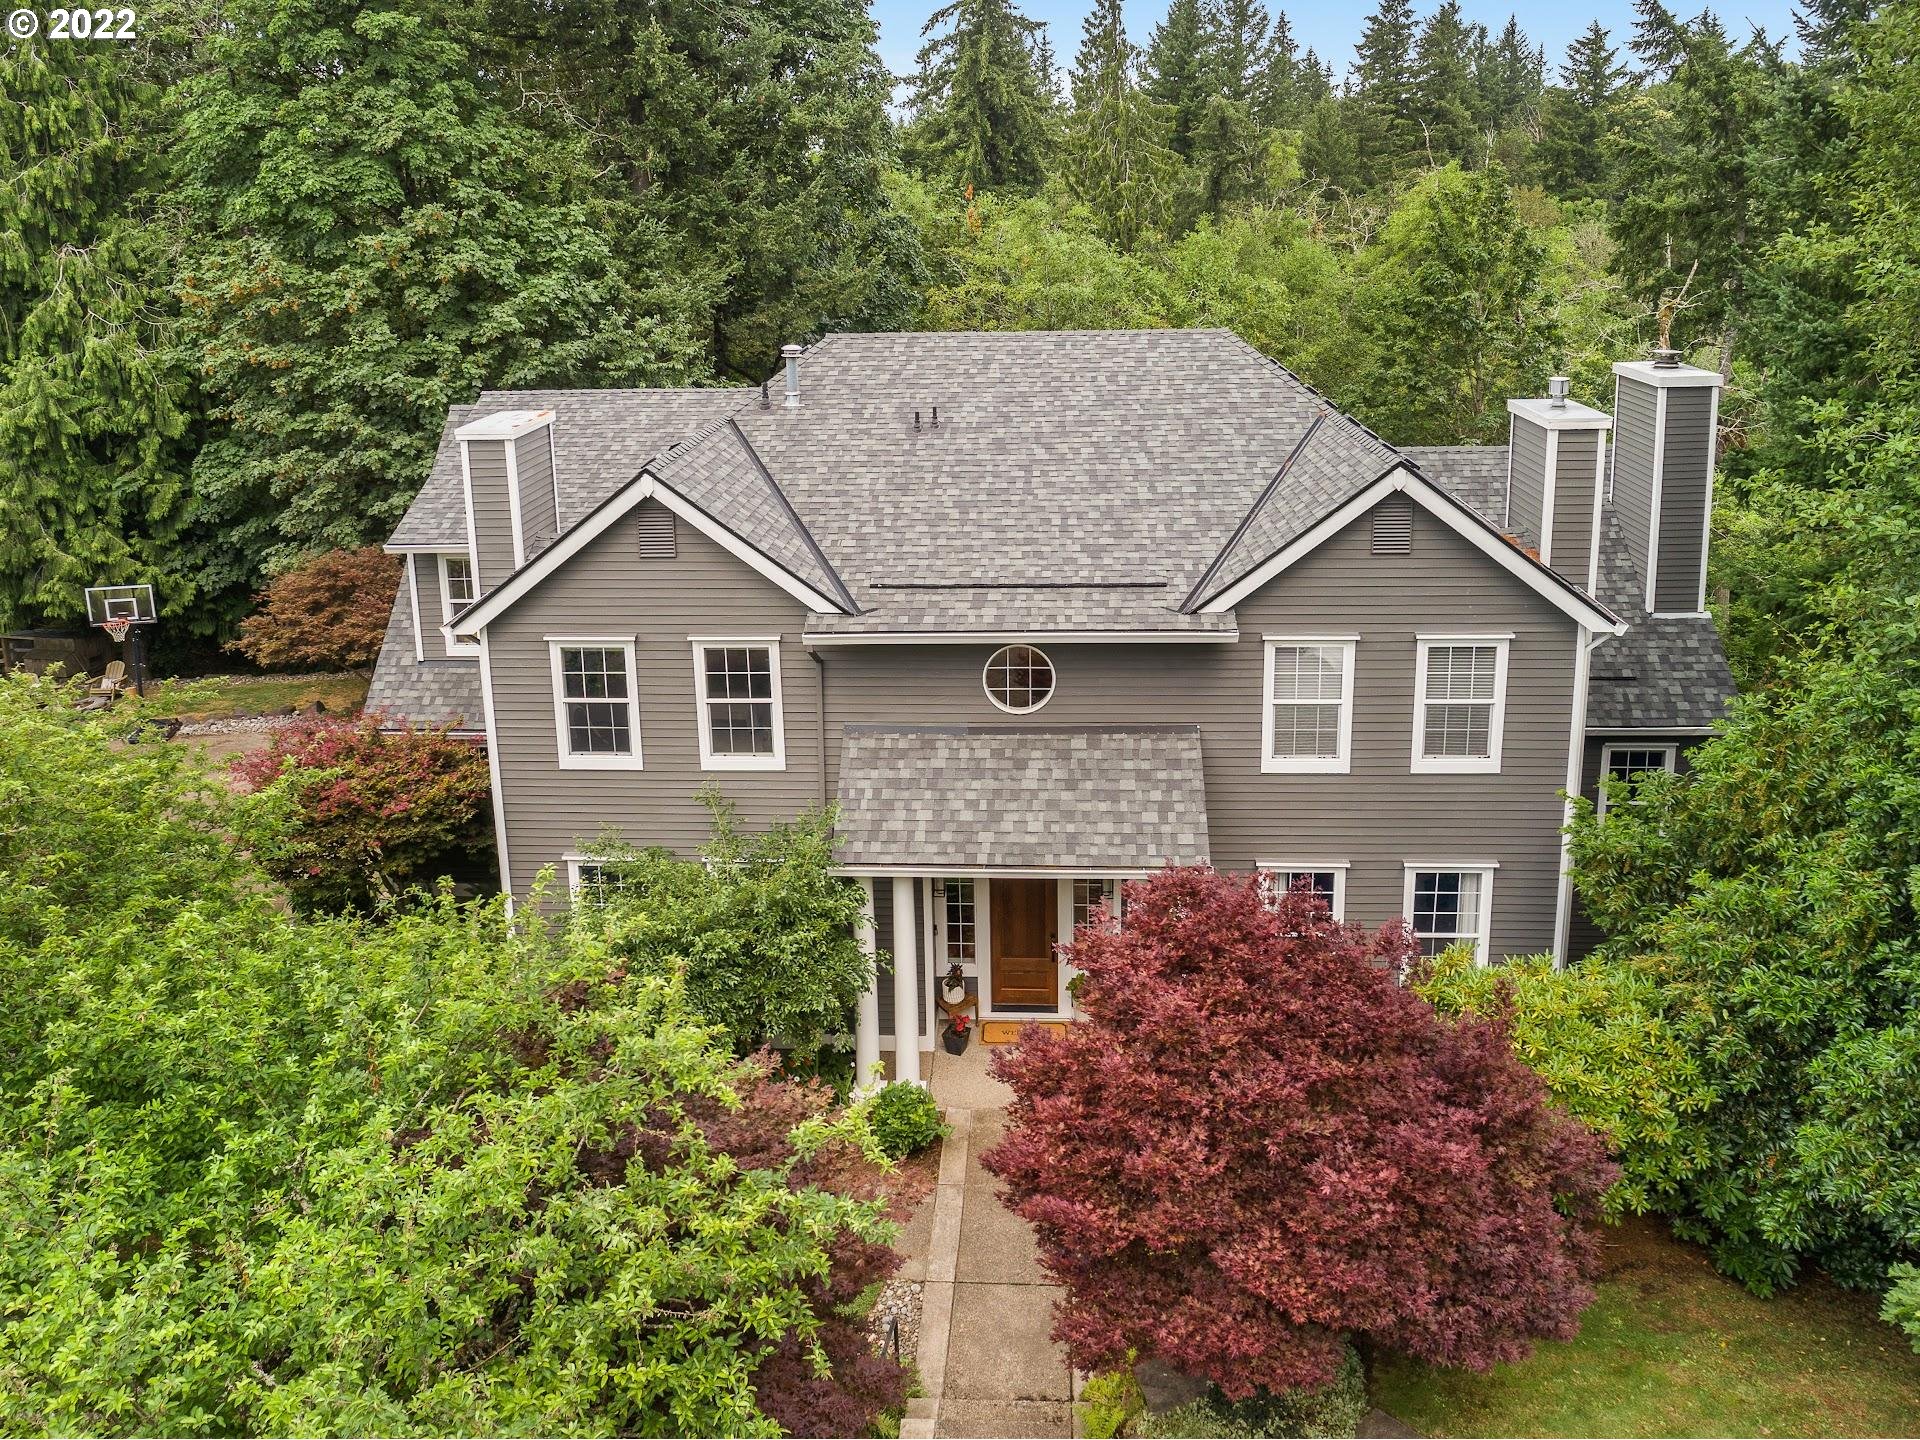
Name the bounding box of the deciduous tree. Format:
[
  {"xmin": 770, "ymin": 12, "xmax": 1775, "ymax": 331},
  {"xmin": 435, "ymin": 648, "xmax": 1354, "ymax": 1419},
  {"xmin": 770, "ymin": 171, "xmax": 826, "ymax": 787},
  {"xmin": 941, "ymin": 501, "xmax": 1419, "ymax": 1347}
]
[
  {"xmin": 981, "ymin": 867, "xmax": 1616, "ymax": 1396},
  {"xmin": 229, "ymin": 545, "xmax": 403, "ymax": 672}
]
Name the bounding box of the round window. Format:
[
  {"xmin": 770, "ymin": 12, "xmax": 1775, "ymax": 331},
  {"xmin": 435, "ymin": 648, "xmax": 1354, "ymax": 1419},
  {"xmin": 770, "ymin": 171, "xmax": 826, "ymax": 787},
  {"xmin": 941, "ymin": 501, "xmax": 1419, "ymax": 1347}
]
[{"xmin": 983, "ymin": 644, "xmax": 1055, "ymax": 714}]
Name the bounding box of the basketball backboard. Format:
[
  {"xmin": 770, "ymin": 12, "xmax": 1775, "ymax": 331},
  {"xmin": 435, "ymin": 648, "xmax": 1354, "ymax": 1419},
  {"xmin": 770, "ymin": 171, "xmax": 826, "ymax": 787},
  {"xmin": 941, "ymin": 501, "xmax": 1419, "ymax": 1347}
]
[{"xmin": 84, "ymin": 584, "xmax": 157, "ymax": 626}]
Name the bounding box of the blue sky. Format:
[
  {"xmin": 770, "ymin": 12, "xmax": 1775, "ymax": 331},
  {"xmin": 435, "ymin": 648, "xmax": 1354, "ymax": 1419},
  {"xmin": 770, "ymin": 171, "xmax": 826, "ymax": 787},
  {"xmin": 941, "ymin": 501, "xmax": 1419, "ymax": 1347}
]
[{"xmin": 871, "ymin": 0, "xmax": 1803, "ymax": 82}]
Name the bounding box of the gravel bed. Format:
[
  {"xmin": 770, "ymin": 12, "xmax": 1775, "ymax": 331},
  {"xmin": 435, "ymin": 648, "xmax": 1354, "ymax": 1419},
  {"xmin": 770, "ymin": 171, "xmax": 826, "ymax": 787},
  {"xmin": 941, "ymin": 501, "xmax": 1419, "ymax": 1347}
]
[
  {"xmin": 177, "ymin": 714, "xmax": 308, "ymax": 736},
  {"xmin": 867, "ymin": 1278, "xmax": 922, "ymax": 1364}
]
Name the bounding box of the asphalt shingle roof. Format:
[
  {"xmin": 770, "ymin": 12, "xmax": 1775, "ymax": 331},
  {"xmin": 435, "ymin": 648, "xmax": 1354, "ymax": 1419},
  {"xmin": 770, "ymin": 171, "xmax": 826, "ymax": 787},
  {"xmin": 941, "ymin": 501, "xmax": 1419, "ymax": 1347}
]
[
  {"xmin": 388, "ymin": 389, "xmax": 744, "ymax": 550},
  {"xmin": 363, "ymin": 581, "xmax": 486, "ymax": 731},
  {"xmin": 377, "ymin": 332, "xmax": 1730, "ymax": 723},
  {"xmin": 1400, "ymin": 445, "xmax": 1509, "ymax": 524},
  {"xmin": 836, "ymin": 725, "xmax": 1212, "ymax": 870},
  {"xmin": 1586, "ymin": 510, "xmax": 1737, "ymax": 731}
]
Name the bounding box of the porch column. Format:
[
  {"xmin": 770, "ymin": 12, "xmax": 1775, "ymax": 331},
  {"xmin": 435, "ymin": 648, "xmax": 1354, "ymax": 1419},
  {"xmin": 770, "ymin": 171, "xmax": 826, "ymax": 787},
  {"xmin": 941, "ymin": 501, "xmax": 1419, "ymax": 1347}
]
[
  {"xmin": 891, "ymin": 876, "xmax": 922, "ymax": 1086},
  {"xmin": 854, "ymin": 878, "xmax": 881, "ymax": 1090}
]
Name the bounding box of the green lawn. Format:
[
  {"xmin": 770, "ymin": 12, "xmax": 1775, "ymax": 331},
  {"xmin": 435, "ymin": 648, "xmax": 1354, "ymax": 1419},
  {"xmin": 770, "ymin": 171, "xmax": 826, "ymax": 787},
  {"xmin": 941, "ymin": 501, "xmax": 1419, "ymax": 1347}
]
[
  {"xmin": 153, "ymin": 672, "xmax": 370, "ymax": 721},
  {"xmin": 1373, "ymin": 1218, "xmax": 1920, "ymax": 1437}
]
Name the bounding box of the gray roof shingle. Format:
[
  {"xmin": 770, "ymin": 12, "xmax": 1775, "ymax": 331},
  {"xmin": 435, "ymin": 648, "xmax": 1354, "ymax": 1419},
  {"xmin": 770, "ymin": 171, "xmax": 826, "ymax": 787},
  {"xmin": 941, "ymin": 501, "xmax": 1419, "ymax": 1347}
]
[
  {"xmin": 363, "ymin": 581, "xmax": 486, "ymax": 731},
  {"xmin": 836, "ymin": 725, "xmax": 1211, "ymax": 870},
  {"xmin": 388, "ymin": 388, "xmax": 744, "ymax": 550},
  {"xmin": 1400, "ymin": 445, "xmax": 1510, "ymax": 524},
  {"xmin": 1586, "ymin": 510, "xmax": 1736, "ymax": 731}
]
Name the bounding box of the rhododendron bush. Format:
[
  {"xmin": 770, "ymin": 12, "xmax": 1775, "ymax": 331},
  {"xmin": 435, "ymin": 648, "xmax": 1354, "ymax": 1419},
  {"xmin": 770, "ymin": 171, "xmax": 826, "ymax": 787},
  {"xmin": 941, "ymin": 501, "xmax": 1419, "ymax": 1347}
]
[
  {"xmin": 980, "ymin": 867, "xmax": 1617, "ymax": 1397},
  {"xmin": 233, "ymin": 713, "xmax": 492, "ymax": 911}
]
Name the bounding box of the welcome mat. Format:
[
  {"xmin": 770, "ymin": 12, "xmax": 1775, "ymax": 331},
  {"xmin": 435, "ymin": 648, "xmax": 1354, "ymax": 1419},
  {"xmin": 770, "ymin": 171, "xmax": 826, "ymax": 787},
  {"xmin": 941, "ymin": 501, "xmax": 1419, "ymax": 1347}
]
[{"xmin": 982, "ymin": 1020, "xmax": 1068, "ymax": 1045}]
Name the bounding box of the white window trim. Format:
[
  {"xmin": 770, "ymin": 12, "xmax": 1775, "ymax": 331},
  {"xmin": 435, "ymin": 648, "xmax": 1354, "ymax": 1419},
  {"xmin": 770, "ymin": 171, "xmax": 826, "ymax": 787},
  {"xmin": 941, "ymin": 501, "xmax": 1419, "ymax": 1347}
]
[
  {"xmin": 690, "ymin": 636, "xmax": 787, "ymax": 772},
  {"xmin": 438, "ymin": 552, "xmax": 479, "ymax": 657},
  {"xmin": 1256, "ymin": 860, "xmax": 1349, "ymax": 920},
  {"xmin": 1411, "ymin": 635, "xmax": 1511, "ymax": 774},
  {"xmin": 982, "ymin": 643, "xmax": 1056, "ymax": 715},
  {"xmin": 1402, "ymin": 862, "xmax": 1497, "ymax": 966},
  {"xmin": 564, "ymin": 853, "xmax": 614, "ymax": 898},
  {"xmin": 1596, "ymin": 742, "xmax": 1678, "ymax": 817},
  {"xmin": 548, "ymin": 636, "xmax": 644, "ymax": 771},
  {"xmin": 1261, "ymin": 636, "xmax": 1356, "ymax": 774}
]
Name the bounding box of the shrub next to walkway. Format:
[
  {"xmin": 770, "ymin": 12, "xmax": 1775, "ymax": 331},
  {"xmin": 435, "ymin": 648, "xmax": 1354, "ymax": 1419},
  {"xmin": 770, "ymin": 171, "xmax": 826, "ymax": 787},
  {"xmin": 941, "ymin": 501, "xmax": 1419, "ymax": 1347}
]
[{"xmin": 981, "ymin": 867, "xmax": 1617, "ymax": 1397}]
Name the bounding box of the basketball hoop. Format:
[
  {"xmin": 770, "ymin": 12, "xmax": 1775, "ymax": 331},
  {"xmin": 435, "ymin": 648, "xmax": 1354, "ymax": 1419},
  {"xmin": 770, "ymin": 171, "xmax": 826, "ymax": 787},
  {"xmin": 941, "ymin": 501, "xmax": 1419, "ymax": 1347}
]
[{"xmin": 102, "ymin": 617, "xmax": 132, "ymax": 644}]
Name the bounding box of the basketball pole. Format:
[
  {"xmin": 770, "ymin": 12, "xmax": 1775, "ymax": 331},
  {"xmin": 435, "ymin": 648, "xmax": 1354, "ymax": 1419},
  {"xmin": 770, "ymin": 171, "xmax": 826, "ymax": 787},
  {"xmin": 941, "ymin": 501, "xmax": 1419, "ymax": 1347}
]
[{"xmin": 128, "ymin": 624, "xmax": 146, "ymax": 697}]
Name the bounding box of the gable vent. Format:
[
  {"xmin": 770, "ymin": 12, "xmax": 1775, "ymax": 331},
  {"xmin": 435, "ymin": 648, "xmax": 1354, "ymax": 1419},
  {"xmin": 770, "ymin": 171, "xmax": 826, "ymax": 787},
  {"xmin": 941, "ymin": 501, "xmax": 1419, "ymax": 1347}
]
[
  {"xmin": 1371, "ymin": 493, "xmax": 1413, "ymax": 554},
  {"xmin": 637, "ymin": 506, "xmax": 676, "ymax": 559}
]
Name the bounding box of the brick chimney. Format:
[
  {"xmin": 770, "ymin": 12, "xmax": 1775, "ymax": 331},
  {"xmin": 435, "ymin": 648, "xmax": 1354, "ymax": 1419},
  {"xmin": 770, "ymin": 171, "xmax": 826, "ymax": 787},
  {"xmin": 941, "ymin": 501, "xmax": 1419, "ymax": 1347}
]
[
  {"xmin": 1609, "ymin": 360, "xmax": 1721, "ymax": 615},
  {"xmin": 1504, "ymin": 381, "xmax": 1613, "ymax": 594}
]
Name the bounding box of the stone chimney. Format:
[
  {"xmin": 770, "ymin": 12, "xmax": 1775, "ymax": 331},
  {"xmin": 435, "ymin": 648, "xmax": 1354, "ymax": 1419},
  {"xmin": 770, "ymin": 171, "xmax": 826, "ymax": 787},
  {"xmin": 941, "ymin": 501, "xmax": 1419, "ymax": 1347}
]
[
  {"xmin": 1609, "ymin": 360, "xmax": 1721, "ymax": 615},
  {"xmin": 453, "ymin": 408, "xmax": 558, "ymax": 587},
  {"xmin": 1504, "ymin": 385, "xmax": 1612, "ymax": 594}
]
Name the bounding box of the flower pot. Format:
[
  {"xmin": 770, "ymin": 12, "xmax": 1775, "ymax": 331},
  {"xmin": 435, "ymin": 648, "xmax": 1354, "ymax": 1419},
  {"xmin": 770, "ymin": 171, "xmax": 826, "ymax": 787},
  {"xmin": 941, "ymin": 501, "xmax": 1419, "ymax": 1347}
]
[
  {"xmin": 940, "ymin": 981, "xmax": 967, "ymax": 1005},
  {"xmin": 943, "ymin": 1026, "xmax": 970, "ymax": 1055}
]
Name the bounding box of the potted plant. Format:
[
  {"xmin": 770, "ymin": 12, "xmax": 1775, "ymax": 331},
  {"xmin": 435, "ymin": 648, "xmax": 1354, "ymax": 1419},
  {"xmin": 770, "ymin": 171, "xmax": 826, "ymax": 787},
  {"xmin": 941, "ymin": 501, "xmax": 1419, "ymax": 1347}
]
[
  {"xmin": 944, "ymin": 1012, "xmax": 973, "ymax": 1055},
  {"xmin": 941, "ymin": 963, "xmax": 967, "ymax": 1006}
]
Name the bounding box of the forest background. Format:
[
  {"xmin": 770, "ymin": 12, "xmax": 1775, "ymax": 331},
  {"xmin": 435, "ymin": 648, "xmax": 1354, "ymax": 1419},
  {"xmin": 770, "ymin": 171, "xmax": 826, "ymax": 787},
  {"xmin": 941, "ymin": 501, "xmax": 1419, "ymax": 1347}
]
[{"xmin": 0, "ymin": 0, "xmax": 1875, "ymax": 690}]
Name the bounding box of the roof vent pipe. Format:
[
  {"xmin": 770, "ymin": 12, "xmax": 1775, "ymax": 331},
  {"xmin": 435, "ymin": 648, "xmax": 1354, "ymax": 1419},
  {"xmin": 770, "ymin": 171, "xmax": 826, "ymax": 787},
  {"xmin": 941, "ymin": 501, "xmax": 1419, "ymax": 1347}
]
[
  {"xmin": 1547, "ymin": 375, "xmax": 1570, "ymax": 408},
  {"xmin": 781, "ymin": 343, "xmax": 803, "ymax": 409}
]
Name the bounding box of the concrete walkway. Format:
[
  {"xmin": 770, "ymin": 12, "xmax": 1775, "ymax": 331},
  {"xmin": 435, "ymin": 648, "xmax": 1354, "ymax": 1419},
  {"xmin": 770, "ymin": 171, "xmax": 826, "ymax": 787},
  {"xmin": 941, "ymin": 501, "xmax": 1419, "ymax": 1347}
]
[{"xmin": 900, "ymin": 1043, "xmax": 1080, "ymax": 1440}]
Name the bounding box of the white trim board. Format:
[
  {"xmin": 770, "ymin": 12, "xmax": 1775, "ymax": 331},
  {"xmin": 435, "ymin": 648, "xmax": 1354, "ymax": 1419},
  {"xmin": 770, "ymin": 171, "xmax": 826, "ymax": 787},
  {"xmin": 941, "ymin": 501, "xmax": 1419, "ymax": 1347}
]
[
  {"xmin": 689, "ymin": 636, "xmax": 788, "ymax": 771},
  {"xmin": 1261, "ymin": 636, "xmax": 1355, "ymax": 774},
  {"xmin": 450, "ymin": 471, "xmax": 849, "ymax": 637},
  {"xmin": 547, "ymin": 636, "xmax": 645, "ymax": 771},
  {"xmin": 1196, "ymin": 465, "xmax": 1626, "ymax": 635},
  {"xmin": 803, "ymin": 628, "xmax": 1240, "ymax": 647},
  {"xmin": 477, "ymin": 631, "xmax": 515, "ymax": 913}
]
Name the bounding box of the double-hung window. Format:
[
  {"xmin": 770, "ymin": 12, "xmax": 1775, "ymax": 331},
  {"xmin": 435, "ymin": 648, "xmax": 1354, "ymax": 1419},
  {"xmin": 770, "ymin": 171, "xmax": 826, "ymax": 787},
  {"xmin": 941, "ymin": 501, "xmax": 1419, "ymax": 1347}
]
[
  {"xmin": 1262, "ymin": 638, "xmax": 1356, "ymax": 773},
  {"xmin": 1597, "ymin": 743, "xmax": 1678, "ymax": 816},
  {"xmin": 1258, "ymin": 863, "xmax": 1347, "ymax": 920},
  {"xmin": 439, "ymin": 553, "xmax": 478, "ymax": 655},
  {"xmin": 548, "ymin": 638, "xmax": 643, "ymax": 769},
  {"xmin": 1412, "ymin": 636, "xmax": 1510, "ymax": 773},
  {"xmin": 1403, "ymin": 865, "xmax": 1495, "ymax": 964},
  {"xmin": 691, "ymin": 638, "xmax": 786, "ymax": 770}
]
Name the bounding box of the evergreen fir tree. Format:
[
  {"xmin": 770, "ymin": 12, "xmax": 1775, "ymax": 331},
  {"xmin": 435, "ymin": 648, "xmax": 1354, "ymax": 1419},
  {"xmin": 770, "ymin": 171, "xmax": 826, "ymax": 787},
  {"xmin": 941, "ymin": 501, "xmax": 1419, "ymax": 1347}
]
[
  {"xmin": 906, "ymin": 0, "xmax": 1057, "ymax": 190},
  {"xmin": 1208, "ymin": 0, "xmax": 1273, "ymax": 104},
  {"xmin": 0, "ymin": 37, "xmax": 194, "ymax": 628},
  {"xmin": 480, "ymin": 0, "xmax": 919, "ymax": 381},
  {"xmin": 1609, "ymin": 0, "xmax": 1782, "ymax": 372},
  {"xmin": 1348, "ymin": 0, "xmax": 1421, "ymax": 184},
  {"xmin": 1472, "ymin": 16, "xmax": 1546, "ymax": 130},
  {"xmin": 1065, "ymin": 0, "xmax": 1179, "ymax": 248},
  {"xmin": 1256, "ymin": 10, "xmax": 1305, "ymax": 125},
  {"xmin": 172, "ymin": 0, "xmax": 710, "ymax": 575},
  {"xmin": 1537, "ymin": 22, "xmax": 1631, "ymax": 197},
  {"xmin": 1412, "ymin": 2, "xmax": 1480, "ymax": 165},
  {"xmin": 1142, "ymin": 0, "xmax": 1214, "ymax": 157}
]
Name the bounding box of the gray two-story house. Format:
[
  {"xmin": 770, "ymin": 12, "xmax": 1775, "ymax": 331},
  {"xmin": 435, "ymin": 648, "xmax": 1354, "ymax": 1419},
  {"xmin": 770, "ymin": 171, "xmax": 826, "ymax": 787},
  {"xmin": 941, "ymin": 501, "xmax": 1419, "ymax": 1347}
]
[{"xmin": 368, "ymin": 329, "xmax": 1734, "ymax": 1080}]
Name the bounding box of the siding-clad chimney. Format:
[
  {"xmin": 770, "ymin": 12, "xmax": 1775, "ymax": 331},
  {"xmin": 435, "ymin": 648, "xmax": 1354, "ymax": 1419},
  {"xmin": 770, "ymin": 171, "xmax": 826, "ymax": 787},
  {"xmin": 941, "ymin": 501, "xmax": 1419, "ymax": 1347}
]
[
  {"xmin": 453, "ymin": 408, "xmax": 558, "ymax": 588},
  {"xmin": 1504, "ymin": 391, "xmax": 1612, "ymax": 593},
  {"xmin": 1609, "ymin": 360, "xmax": 1720, "ymax": 614}
]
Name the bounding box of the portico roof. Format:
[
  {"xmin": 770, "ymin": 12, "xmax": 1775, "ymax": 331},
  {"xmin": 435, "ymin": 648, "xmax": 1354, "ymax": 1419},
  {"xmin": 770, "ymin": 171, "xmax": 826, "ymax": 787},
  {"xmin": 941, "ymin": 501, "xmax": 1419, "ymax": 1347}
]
[{"xmin": 835, "ymin": 725, "xmax": 1211, "ymax": 873}]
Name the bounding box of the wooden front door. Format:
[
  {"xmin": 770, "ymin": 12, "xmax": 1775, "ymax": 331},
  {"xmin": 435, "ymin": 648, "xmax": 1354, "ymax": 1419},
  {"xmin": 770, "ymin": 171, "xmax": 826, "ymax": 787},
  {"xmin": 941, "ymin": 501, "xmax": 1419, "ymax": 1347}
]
[{"xmin": 991, "ymin": 879, "xmax": 1058, "ymax": 1009}]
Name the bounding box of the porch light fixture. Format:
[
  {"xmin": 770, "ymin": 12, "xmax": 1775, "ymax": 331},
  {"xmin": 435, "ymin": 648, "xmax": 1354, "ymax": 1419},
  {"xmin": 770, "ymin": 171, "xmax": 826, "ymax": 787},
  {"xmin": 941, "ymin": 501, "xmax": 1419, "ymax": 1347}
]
[{"xmin": 983, "ymin": 644, "xmax": 1055, "ymax": 714}]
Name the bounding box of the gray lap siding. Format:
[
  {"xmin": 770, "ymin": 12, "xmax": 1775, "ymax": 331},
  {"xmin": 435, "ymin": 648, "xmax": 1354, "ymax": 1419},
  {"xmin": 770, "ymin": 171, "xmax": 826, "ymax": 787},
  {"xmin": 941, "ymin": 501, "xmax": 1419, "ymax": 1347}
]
[
  {"xmin": 485, "ymin": 502, "xmax": 821, "ymax": 898},
  {"xmin": 486, "ymin": 499, "xmax": 1579, "ymax": 957}
]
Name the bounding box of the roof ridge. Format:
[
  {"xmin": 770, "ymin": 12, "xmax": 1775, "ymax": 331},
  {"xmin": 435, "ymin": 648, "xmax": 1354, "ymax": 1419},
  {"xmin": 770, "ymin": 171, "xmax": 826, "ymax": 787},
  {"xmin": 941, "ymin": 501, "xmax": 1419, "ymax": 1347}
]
[
  {"xmin": 726, "ymin": 418, "xmax": 859, "ymax": 613},
  {"xmin": 1182, "ymin": 409, "xmax": 1331, "ymax": 612}
]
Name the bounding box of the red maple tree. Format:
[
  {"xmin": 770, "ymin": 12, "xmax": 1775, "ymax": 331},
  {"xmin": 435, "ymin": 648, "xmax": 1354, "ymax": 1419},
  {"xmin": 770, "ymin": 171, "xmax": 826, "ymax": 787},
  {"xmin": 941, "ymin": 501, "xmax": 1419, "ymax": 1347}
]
[{"xmin": 980, "ymin": 867, "xmax": 1617, "ymax": 1397}]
